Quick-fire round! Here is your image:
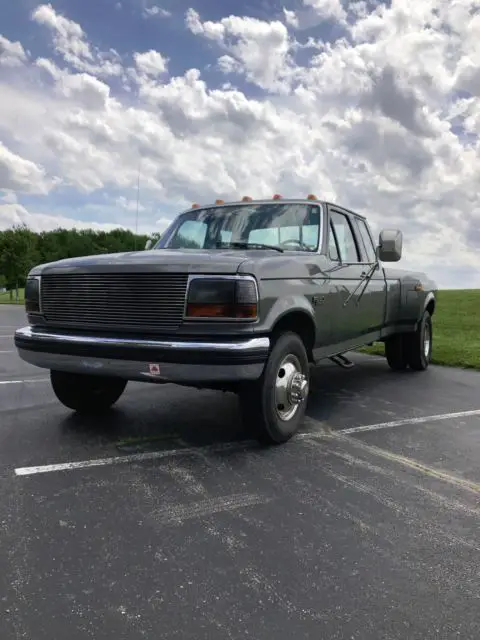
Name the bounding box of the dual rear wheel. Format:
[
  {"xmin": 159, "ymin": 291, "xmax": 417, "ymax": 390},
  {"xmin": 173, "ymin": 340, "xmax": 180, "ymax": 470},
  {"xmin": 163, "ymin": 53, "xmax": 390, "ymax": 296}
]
[{"xmin": 384, "ymin": 310, "xmax": 433, "ymax": 372}]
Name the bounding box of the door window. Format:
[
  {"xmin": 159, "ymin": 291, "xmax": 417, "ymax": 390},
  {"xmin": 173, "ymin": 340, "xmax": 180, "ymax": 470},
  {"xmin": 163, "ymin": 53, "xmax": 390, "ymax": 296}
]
[
  {"xmin": 328, "ymin": 221, "xmax": 340, "ymax": 261},
  {"xmin": 355, "ymin": 218, "xmax": 376, "ymax": 263},
  {"xmin": 330, "ymin": 211, "xmax": 360, "ymax": 263}
]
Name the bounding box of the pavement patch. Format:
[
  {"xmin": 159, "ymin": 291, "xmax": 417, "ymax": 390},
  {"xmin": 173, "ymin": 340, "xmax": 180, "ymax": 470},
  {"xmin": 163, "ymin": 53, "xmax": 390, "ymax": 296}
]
[{"xmin": 154, "ymin": 493, "xmax": 270, "ymax": 525}]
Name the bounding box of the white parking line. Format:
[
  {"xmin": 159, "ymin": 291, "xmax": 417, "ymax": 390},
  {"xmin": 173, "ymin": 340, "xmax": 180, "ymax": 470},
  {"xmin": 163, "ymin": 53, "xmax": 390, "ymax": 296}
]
[
  {"xmin": 13, "ymin": 409, "xmax": 480, "ymax": 478},
  {"xmin": 339, "ymin": 409, "xmax": 480, "ymax": 435},
  {"xmin": 0, "ymin": 335, "xmax": 14, "ymax": 338},
  {"xmin": 14, "ymin": 440, "xmax": 258, "ymax": 476},
  {"xmin": 0, "ymin": 350, "xmax": 14, "ymax": 353},
  {"xmin": 0, "ymin": 378, "xmax": 49, "ymax": 386}
]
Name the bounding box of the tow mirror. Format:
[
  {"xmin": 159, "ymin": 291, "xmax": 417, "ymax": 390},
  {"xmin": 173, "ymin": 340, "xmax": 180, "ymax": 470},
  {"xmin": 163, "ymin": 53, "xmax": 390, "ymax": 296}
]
[
  {"xmin": 378, "ymin": 229, "xmax": 402, "ymax": 262},
  {"xmin": 144, "ymin": 238, "xmax": 153, "ymax": 251}
]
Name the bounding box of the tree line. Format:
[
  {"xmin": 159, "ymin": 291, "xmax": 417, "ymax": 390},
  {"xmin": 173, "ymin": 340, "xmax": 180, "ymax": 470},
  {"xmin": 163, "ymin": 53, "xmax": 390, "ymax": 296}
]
[{"xmin": 0, "ymin": 225, "xmax": 160, "ymax": 301}]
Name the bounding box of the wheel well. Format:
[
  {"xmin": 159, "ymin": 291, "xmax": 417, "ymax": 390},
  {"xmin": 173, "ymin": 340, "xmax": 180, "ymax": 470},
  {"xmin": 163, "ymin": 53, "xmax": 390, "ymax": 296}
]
[
  {"xmin": 426, "ymin": 299, "xmax": 435, "ymax": 316},
  {"xmin": 271, "ymin": 312, "xmax": 316, "ymax": 361}
]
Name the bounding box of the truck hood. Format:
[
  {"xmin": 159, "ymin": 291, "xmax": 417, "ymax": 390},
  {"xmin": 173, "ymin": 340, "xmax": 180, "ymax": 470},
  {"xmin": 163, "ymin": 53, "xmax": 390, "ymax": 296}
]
[{"xmin": 31, "ymin": 249, "xmax": 269, "ymax": 276}]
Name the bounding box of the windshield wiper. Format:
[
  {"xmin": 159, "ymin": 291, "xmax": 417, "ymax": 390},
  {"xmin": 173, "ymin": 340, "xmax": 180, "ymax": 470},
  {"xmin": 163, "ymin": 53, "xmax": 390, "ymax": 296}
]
[{"xmin": 216, "ymin": 241, "xmax": 284, "ymax": 253}]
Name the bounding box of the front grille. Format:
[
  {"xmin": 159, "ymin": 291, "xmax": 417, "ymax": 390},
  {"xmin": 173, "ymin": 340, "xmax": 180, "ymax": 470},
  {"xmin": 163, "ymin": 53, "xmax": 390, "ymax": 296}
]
[{"xmin": 41, "ymin": 273, "xmax": 189, "ymax": 332}]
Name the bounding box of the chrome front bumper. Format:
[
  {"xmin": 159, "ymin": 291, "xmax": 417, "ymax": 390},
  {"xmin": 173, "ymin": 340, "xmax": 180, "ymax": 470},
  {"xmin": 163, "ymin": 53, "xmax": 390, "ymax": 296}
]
[{"xmin": 14, "ymin": 326, "xmax": 270, "ymax": 384}]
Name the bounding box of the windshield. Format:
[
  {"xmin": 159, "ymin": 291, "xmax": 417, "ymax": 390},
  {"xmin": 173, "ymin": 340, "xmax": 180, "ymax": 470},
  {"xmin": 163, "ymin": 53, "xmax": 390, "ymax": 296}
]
[{"xmin": 156, "ymin": 202, "xmax": 322, "ymax": 252}]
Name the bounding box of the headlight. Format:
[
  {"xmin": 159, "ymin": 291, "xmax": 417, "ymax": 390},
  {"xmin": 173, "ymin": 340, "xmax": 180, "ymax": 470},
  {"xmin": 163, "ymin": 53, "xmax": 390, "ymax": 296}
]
[
  {"xmin": 25, "ymin": 276, "xmax": 41, "ymax": 313},
  {"xmin": 185, "ymin": 276, "xmax": 258, "ymax": 320}
]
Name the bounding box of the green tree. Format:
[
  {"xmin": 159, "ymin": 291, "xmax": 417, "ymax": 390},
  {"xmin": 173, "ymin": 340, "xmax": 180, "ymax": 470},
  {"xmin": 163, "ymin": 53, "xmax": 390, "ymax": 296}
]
[{"xmin": 0, "ymin": 225, "xmax": 38, "ymax": 301}]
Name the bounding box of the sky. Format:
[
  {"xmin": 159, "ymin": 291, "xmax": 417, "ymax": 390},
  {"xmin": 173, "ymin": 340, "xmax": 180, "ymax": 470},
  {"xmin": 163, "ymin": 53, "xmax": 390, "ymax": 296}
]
[{"xmin": 0, "ymin": 0, "xmax": 479, "ymax": 288}]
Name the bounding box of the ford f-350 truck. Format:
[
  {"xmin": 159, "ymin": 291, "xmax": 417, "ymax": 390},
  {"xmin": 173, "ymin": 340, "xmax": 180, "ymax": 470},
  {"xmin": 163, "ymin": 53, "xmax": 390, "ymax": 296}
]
[{"xmin": 14, "ymin": 196, "xmax": 437, "ymax": 444}]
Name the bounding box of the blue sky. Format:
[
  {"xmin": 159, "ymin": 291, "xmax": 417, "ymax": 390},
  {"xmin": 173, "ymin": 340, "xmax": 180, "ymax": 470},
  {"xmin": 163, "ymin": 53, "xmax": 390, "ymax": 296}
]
[{"xmin": 0, "ymin": 0, "xmax": 479, "ymax": 287}]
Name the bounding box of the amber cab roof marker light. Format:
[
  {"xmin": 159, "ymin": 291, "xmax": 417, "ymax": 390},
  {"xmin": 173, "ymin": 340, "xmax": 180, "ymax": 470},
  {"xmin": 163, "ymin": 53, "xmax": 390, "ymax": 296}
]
[
  {"xmin": 215, "ymin": 199, "xmax": 225, "ymax": 205},
  {"xmin": 191, "ymin": 203, "xmax": 200, "ymax": 209},
  {"xmin": 307, "ymin": 194, "xmax": 317, "ymax": 200},
  {"xmin": 241, "ymin": 196, "xmax": 253, "ymax": 202}
]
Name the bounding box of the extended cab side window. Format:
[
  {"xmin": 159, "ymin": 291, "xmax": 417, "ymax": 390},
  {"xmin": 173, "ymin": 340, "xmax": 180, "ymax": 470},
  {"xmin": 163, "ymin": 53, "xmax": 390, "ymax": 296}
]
[
  {"xmin": 355, "ymin": 218, "xmax": 376, "ymax": 263},
  {"xmin": 330, "ymin": 211, "xmax": 360, "ymax": 263},
  {"xmin": 328, "ymin": 221, "xmax": 340, "ymax": 261}
]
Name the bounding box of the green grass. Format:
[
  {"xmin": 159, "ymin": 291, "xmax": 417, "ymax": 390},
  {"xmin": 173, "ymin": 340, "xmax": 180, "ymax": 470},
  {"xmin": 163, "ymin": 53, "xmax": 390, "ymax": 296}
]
[
  {"xmin": 360, "ymin": 289, "xmax": 480, "ymax": 370},
  {"xmin": 0, "ymin": 288, "xmax": 25, "ymax": 304}
]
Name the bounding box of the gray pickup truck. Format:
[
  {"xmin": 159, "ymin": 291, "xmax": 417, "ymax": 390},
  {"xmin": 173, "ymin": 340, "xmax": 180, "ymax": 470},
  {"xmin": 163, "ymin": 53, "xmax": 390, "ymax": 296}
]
[{"xmin": 15, "ymin": 197, "xmax": 437, "ymax": 444}]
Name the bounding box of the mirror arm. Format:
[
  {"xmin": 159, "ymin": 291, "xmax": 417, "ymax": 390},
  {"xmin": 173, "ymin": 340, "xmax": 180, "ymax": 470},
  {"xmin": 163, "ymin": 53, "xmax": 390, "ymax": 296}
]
[{"xmin": 342, "ymin": 257, "xmax": 380, "ymax": 308}]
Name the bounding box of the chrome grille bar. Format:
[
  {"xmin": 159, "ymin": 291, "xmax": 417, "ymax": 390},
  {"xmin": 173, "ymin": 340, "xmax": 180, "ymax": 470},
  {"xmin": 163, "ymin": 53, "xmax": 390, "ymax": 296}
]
[{"xmin": 41, "ymin": 273, "xmax": 189, "ymax": 331}]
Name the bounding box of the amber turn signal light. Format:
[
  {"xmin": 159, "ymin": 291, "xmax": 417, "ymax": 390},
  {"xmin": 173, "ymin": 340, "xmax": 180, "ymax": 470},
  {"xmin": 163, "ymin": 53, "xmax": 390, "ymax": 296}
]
[{"xmin": 186, "ymin": 303, "xmax": 257, "ymax": 319}]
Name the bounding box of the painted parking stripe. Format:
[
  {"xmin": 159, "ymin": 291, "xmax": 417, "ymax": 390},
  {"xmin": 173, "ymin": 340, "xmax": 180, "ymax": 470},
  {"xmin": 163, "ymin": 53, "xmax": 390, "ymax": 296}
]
[
  {"xmin": 332, "ymin": 432, "xmax": 480, "ymax": 496},
  {"xmin": 14, "ymin": 440, "xmax": 258, "ymax": 476},
  {"xmin": 14, "ymin": 408, "xmax": 480, "ymax": 476},
  {"xmin": 0, "ymin": 350, "xmax": 14, "ymax": 353},
  {"xmin": 339, "ymin": 409, "xmax": 480, "ymax": 435},
  {"xmin": 0, "ymin": 378, "xmax": 49, "ymax": 386}
]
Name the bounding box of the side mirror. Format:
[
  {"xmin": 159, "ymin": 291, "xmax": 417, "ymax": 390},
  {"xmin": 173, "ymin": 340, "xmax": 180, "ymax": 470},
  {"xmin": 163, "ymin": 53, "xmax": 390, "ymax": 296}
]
[
  {"xmin": 377, "ymin": 229, "xmax": 402, "ymax": 262},
  {"xmin": 144, "ymin": 238, "xmax": 153, "ymax": 251}
]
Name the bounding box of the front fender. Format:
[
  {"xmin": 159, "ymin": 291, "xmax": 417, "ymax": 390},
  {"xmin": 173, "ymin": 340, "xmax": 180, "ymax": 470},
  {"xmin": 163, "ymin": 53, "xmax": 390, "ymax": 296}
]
[
  {"xmin": 260, "ymin": 294, "xmax": 316, "ymax": 334},
  {"xmin": 423, "ymin": 291, "xmax": 436, "ymax": 312}
]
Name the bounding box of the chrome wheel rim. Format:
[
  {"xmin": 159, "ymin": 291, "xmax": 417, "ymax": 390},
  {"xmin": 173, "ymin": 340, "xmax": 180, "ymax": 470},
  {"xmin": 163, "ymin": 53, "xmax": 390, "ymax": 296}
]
[
  {"xmin": 423, "ymin": 323, "xmax": 431, "ymax": 358},
  {"xmin": 274, "ymin": 354, "xmax": 309, "ymax": 421}
]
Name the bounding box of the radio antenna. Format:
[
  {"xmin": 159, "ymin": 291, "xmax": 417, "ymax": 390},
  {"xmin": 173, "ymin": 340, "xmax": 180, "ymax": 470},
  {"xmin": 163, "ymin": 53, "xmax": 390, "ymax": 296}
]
[{"xmin": 134, "ymin": 158, "xmax": 141, "ymax": 250}]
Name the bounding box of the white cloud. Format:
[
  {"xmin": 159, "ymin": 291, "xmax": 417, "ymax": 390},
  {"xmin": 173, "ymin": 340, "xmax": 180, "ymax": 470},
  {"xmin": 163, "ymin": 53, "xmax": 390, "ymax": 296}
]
[
  {"xmin": 134, "ymin": 50, "xmax": 168, "ymax": 76},
  {"xmin": 144, "ymin": 5, "xmax": 171, "ymax": 18},
  {"xmin": 303, "ymin": 0, "xmax": 347, "ymax": 24},
  {"xmin": 0, "ymin": 2, "xmax": 479, "ymax": 286},
  {"xmin": 116, "ymin": 195, "xmax": 145, "ymax": 212},
  {"xmin": 283, "ymin": 9, "xmax": 299, "ymax": 29},
  {"xmin": 185, "ymin": 10, "xmax": 293, "ymax": 92},
  {"xmin": 0, "ymin": 190, "xmax": 18, "ymax": 204},
  {"xmin": 0, "ymin": 203, "xmax": 125, "ymax": 233},
  {"xmin": 0, "ymin": 35, "xmax": 28, "ymax": 67},
  {"xmin": 0, "ymin": 142, "xmax": 53, "ymax": 195},
  {"xmin": 32, "ymin": 3, "xmax": 123, "ymax": 77}
]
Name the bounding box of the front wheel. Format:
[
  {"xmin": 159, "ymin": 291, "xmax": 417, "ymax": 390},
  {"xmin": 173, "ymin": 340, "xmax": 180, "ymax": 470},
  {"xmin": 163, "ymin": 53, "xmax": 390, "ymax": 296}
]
[
  {"xmin": 239, "ymin": 332, "xmax": 310, "ymax": 445},
  {"xmin": 50, "ymin": 370, "xmax": 127, "ymax": 413}
]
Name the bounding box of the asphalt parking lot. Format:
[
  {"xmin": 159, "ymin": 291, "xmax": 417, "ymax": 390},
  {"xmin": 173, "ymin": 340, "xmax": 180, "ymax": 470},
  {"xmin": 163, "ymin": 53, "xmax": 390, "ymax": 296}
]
[{"xmin": 1, "ymin": 305, "xmax": 479, "ymax": 640}]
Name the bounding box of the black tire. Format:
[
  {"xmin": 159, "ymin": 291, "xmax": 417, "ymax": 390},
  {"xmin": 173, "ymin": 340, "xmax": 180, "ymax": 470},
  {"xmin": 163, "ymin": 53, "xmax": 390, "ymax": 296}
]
[
  {"xmin": 239, "ymin": 332, "xmax": 310, "ymax": 445},
  {"xmin": 405, "ymin": 310, "xmax": 432, "ymax": 371},
  {"xmin": 384, "ymin": 334, "xmax": 408, "ymax": 371},
  {"xmin": 50, "ymin": 370, "xmax": 127, "ymax": 413}
]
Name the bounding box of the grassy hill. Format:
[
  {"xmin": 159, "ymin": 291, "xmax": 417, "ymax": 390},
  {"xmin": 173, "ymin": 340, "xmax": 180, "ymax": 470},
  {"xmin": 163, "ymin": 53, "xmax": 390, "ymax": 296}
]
[{"xmin": 1, "ymin": 287, "xmax": 479, "ymax": 370}]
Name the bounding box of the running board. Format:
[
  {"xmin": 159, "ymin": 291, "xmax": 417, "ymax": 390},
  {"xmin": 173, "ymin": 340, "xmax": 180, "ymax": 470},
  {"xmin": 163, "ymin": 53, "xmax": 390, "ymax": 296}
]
[{"xmin": 329, "ymin": 354, "xmax": 355, "ymax": 369}]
